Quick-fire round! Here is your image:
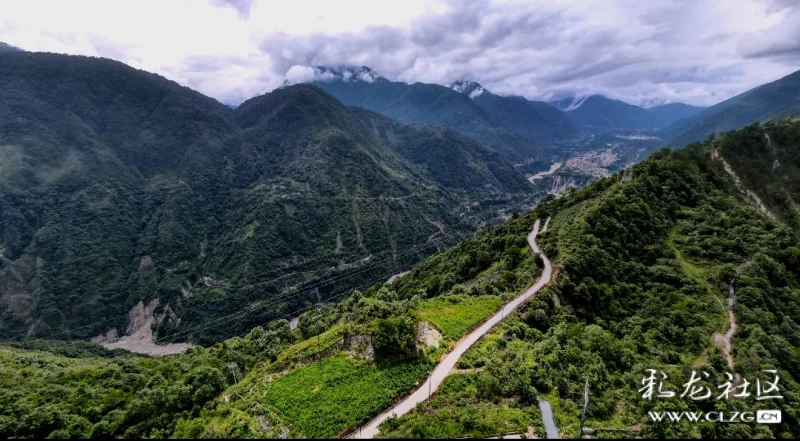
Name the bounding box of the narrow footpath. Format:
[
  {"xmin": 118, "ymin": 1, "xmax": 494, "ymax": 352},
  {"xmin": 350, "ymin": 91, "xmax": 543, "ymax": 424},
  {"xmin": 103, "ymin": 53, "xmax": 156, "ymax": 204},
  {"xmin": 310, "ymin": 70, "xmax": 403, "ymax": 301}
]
[
  {"xmin": 349, "ymin": 218, "xmax": 553, "ymax": 439},
  {"xmin": 714, "ymin": 281, "xmax": 737, "ymax": 371}
]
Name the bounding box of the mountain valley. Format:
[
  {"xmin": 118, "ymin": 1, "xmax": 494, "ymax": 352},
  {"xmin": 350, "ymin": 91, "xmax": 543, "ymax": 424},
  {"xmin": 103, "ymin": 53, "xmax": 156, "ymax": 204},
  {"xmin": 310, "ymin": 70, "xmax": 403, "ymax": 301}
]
[{"xmin": 0, "ymin": 46, "xmax": 799, "ymax": 440}]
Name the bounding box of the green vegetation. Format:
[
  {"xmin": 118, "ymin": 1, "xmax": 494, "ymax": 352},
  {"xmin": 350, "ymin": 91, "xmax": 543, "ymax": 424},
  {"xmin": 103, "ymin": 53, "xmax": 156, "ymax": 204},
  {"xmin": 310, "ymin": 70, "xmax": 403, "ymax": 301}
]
[
  {"xmin": 716, "ymin": 121, "xmax": 800, "ymax": 235},
  {"xmin": 0, "ymin": 51, "xmax": 537, "ymax": 344},
  {"xmin": 376, "ymin": 121, "xmax": 800, "ymax": 439},
  {"xmin": 413, "ymin": 295, "xmax": 505, "ymax": 340},
  {"xmin": 0, "ymin": 194, "xmax": 544, "ymax": 438},
  {"xmin": 171, "ymin": 211, "xmax": 543, "ymax": 438},
  {"xmin": 0, "ymin": 321, "xmax": 294, "ymax": 438},
  {"xmin": 255, "ymin": 355, "xmax": 430, "ymax": 438},
  {"xmin": 378, "ymin": 370, "xmax": 544, "ymax": 439},
  {"xmin": 2, "ymin": 50, "xmax": 800, "ymax": 440}
]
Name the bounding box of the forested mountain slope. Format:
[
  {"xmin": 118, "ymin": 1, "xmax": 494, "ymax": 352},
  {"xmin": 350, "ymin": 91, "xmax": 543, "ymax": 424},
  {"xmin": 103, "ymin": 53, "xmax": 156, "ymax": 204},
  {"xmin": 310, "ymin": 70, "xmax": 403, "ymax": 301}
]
[
  {"xmin": 311, "ymin": 68, "xmax": 548, "ymax": 163},
  {"xmin": 664, "ymin": 69, "xmax": 800, "ymax": 147},
  {"xmin": 382, "ymin": 121, "xmax": 800, "ymax": 439},
  {"xmin": 712, "ymin": 121, "xmax": 800, "ymax": 235},
  {"xmin": 0, "ymin": 52, "xmax": 534, "ymax": 344},
  {"xmin": 450, "ymin": 80, "xmax": 582, "ymax": 143},
  {"xmin": 2, "ymin": 121, "xmax": 797, "ymax": 439},
  {"xmin": 648, "ymin": 102, "xmax": 705, "ymax": 127},
  {"xmin": 0, "ymin": 205, "xmax": 545, "ymax": 439},
  {"xmin": 552, "ymin": 96, "xmax": 704, "ymax": 132},
  {"xmin": 552, "ymin": 95, "xmax": 656, "ymax": 131}
]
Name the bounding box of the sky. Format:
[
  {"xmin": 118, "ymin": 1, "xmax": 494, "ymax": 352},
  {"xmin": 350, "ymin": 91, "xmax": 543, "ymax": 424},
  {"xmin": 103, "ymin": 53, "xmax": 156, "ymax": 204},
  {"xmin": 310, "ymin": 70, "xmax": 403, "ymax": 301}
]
[{"xmin": 2, "ymin": 0, "xmax": 799, "ymax": 107}]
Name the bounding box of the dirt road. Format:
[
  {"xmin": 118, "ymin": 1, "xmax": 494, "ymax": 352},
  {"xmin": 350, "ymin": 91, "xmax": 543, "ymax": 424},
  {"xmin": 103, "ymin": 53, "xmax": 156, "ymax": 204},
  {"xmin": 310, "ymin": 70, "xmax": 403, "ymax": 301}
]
[{"xmin": 350, "ymin": 218, "xmax": 553, "ymax": 438}]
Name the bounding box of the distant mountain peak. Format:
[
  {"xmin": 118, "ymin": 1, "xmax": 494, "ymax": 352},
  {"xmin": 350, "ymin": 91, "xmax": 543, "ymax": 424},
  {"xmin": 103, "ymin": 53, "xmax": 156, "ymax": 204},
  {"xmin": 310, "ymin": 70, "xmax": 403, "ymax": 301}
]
[
  {"xmin": 450, "ymin": 80, "xmax": 486, "ymax": 99},
  {"xmin": 563, "ymin": 95, "xmax": 591, "ymax": 111}
]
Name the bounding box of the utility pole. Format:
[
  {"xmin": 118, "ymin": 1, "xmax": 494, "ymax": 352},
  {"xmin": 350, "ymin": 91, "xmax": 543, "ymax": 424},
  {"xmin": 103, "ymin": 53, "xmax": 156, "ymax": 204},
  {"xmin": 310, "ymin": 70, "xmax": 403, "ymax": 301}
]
[{"xmin": 579, "ymin": 378, "xmax": 589, "ymax": 438}]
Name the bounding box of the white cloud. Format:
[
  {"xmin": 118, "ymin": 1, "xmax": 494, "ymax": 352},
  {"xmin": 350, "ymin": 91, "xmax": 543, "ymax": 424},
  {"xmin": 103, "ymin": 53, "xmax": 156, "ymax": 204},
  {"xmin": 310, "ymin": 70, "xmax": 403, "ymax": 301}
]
[
  {"xmin": 1, "ymin": 0, "xmax": 798, "ymax": 106},
  {"xmin": 283, "ymin": 65, "xmax": 336, "ymax": 85}
]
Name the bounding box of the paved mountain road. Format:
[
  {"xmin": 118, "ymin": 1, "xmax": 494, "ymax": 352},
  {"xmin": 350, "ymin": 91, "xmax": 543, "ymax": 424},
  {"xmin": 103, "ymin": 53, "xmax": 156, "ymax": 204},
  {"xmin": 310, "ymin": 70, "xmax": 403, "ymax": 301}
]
[{"xmin": 349, "ymin": 218, "xmax": 553, "ymax": 438}]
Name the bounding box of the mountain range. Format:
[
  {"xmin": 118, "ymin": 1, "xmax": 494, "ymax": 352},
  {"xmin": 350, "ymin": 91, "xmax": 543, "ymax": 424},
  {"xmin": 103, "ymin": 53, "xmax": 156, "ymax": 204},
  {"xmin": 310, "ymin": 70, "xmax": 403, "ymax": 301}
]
[
  {"xmin": 0, "ymin": 51, "xmax": 534, "ymax": 343},
  {"xmin": 1, "ymin": 45, "xmax": 800, "ymax": 440},
  {"xmin": 551, "ymin": 95, "xmax": 706, "ymax": 132},
  {"xmin": 450, "ymin": 80, "xmax": 583, "ymax": 145},
  {"xmin": 310, "ymin": 67, "xmax": 580, "ymax": 163}
]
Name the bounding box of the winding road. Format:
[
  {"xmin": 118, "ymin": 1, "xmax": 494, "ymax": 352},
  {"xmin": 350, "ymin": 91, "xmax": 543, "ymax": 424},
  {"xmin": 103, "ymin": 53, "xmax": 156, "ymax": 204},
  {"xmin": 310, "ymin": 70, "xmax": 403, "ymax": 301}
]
[
  {"xmin": 528, "ymin": 162, "xmax": 563, "ymax": 182},
  {"xmin": 349, "ymin": 218, "xmax": 553, "ymax": 439},
  {"xmin": 538, "ymin": 398, "xmax": 560, "ymax": 439}
]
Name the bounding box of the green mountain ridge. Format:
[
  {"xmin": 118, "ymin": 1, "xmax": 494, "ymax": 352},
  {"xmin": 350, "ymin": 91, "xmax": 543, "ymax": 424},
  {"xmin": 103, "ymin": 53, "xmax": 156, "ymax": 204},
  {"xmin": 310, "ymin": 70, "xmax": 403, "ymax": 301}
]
[{"xmin": 664, "ymin": 69, "xmax": 800, "ymax": 147}]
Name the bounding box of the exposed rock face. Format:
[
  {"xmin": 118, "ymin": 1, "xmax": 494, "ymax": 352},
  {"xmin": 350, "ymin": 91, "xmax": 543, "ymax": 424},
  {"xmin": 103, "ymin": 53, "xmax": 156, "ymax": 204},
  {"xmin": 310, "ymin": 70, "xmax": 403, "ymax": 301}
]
[
  {"xmin": 96, "ymin": 298, "xmax": 193, "ymax": 356},
  {"xmin": 711, "ymin": 150, "xmax": 775, "ymax": 219},
  {"xmin": 417, "ymin": 321, "xmax": 442, "ymax": 348},
  {"xmin": 345, "ymin": 334, "xmax": 375, "ymax": 360}
]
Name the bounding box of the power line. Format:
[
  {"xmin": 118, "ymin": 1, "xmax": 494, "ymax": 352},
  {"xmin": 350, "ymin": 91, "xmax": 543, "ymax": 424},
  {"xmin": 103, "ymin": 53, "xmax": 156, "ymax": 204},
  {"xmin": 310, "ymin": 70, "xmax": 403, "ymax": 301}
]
[
  {"xmin": 33, "ymin": 191, "xmax": 542, "ymax": 343},
  {"xmin": 156, "ymin": 235, "xmax": 453, "ymax": 344}
]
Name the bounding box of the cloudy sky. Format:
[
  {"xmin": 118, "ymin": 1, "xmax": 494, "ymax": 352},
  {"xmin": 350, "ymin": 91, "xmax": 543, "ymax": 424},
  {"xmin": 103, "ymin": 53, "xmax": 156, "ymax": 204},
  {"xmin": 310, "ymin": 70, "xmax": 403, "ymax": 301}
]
[{"xmin": 2, "ymin": 0, "xmax": 799, "ymax": 107}]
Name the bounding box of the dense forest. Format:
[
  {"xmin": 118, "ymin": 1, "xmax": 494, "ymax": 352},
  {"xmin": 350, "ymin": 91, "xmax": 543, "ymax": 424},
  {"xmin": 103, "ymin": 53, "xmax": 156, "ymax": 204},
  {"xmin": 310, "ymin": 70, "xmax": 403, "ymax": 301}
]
[
  {"xmin": 1, "ymin": 120, "xmax": 798, "ymax": 438},
  {"xmin": 0, "ymin": 52, "xmax": 538, "ymax": 344},
  {"xmin": 0, "ymin": 206, "xmax": 542, "ymax": 438},
  {"xmin": 380, "ymin": 120, "xmax": 800, "ymax": 438}
]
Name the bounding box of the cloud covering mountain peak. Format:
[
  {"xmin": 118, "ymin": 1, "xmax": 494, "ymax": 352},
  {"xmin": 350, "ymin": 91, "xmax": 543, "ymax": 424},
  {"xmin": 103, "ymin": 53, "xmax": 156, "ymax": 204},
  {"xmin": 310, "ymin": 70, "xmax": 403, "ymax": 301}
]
[{"xmin": 1, "ymin": 0, "xmax": 798, "ymax": 107}]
